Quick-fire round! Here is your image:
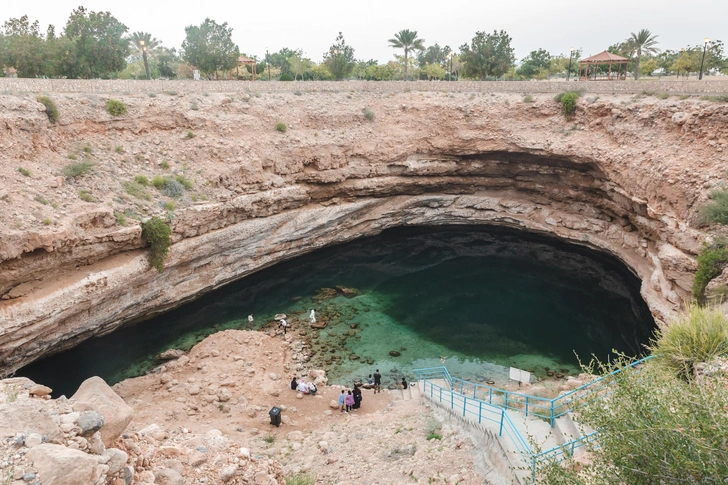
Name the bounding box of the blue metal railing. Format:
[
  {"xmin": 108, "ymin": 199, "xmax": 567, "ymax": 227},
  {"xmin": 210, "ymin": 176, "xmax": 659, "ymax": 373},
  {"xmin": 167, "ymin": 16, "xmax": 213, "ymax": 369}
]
[
  {"xmin": 413, "ymin": 358, "xmax": 651, "ymax": 482},
  {"xmin": 414, "ymin": 356, "xmax": 651, "ymax": 426}
]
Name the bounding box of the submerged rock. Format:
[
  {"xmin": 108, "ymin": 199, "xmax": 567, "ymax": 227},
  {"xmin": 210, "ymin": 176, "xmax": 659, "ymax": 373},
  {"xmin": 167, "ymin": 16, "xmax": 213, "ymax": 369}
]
[{"xmin": 389, "ymin": 351, "xmax": 401, "ymax": 357}]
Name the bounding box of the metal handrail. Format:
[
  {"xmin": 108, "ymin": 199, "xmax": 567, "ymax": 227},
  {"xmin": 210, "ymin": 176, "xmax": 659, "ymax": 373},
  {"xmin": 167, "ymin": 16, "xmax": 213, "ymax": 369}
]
[{"xmin": 414, "ymin": 356, "xmax": 651, "ymax": 427}]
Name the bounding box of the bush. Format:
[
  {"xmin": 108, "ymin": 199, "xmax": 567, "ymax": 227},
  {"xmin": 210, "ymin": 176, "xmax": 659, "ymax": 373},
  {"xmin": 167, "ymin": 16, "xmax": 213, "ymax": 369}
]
[
  {"xmin": 693, "ymin": 238, "xmax": 728, "ymax": 303},
  {"xmin": 175, "ymin": 175, "xmax": 192, "ymax": 190},
  {"xmin": 62, "ymin": 161, "xmax": 95, "ymax": 178},
  {"xmin": 362, "ymin": 107, "xmax": 375, "ymax": 121},
  {"xmin": 275, "ymin": 122, "xmax": 287, "ymax": 133},
  {"xmin": 649, "ymin": 304, "xmax": 728, "ymax": 377},
  {"xmin": 152, "ymin": 176, "xmax": 186, "ymax": 198},
  {"xmin": 425, "ymin": 432, "xmax": 442, "ymax": 441},
  {"xmin": 134, "ymin": 175, "xmax": 149, "ymax": 186},
  {"xmin": 279, "ymin": 73, "xmax": 294, "ymax": 81},
  {"xmin": 114, "ymin": 211, "xmax": 127, "ymax": 226},
  {"xmin": 699, "ymin": 189, "xmax": 728, "ymax": 225},
  {"xmin": 560, "ymin": 92, "xmax": 579, "ymax": 117},
  {"xmin": 523, "ymin": 94, "xmax": 535, "ymax": 103},
  {"xmin": 78, "ymin": 190, "xmax": 96, "ymax": 202},
  {"xmin": 18, "ymin": 167, "xmax": 30, "ymax": 177},
  {"xmin": 701, "ymin": 95, "xmax": 728, "ymax": 103},
  {"xmin": 106, "ymin": 99, "xmax": 127, "ymax": 116},
  {"xmin": 162, "ymin": 201, "xmax": 175, "ymax": 211},
  {"xmin": 554, "ymin": 90, "xmax": 583, "ymax": 103},
  {"xmin": 37, "ymin": 96, "xmax": 59, "ymax": 123},
  {"xmin": 186, "ymin": 130, "xmax": 195, "ymax": 139},
  {"xmin": 141, "ymin": 216, "xmax": 172, "ymax": 272},
  {"xmin": 160, "ymin": 160, "xmax": 170, "ymax": 170},
  {"xmin": 123, "ymin": 181, "xmax": 151, "ymax": 200},
  {"xmin": 285, "ymin": 474, "xmax": 315, "ymax": 485}
]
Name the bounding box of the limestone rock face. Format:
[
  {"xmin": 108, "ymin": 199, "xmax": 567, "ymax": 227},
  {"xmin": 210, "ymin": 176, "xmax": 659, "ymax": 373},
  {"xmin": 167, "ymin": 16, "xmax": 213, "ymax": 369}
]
[
  {"xmin": 26, "ymin": 443, "xmax": 100, "ymax": 485},
  {"xmin": 71, "ymin": 377, "xmax": 134, "ymax": 446}
]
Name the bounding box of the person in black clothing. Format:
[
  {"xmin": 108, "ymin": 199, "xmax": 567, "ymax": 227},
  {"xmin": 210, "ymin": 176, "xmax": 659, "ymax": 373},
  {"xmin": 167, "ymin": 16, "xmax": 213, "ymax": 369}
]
[
  {"xmin": 373, "ymin": 369, "xmax": 382, "ymax": 394},
  {"xmin": 290, "ymin": 376, "xmax": 298, "ymax": 390},
  {"xmin": 401, "ymin": 377, "xmax": 408, "ymax": 389},
  {"xmin": 352, "ymin": 385, "xmax": 362, "ymax": 409}
]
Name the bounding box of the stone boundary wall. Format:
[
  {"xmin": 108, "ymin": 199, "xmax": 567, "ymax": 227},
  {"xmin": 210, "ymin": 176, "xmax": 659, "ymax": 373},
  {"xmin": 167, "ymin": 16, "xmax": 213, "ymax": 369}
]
[{"xmin": 1, "ymin": 78, "xmax": 727, "ymax": 95}]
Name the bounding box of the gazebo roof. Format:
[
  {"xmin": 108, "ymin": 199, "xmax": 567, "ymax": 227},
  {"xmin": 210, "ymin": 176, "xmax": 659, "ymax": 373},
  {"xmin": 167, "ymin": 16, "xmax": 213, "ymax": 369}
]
[
  {"xmin": 580, "ymin": 51, "xmax": 629, "ymax": 64},
  {"xmin": 237, "ymin": 55, "xmax": 256, "ymax": 64}
]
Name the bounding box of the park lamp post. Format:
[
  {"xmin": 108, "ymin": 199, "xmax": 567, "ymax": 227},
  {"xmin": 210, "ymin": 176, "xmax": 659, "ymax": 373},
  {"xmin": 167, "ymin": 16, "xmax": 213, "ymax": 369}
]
[
  {"xmin": 266, "ymin": 47, "xmax": 271, "ymax": 81},
  {"xmin": 699, "ymin": 38, "xmax": 709, "ymax": 80},
  {"xmin": 447, "ymin": 52, "xmax": 453, "ymax": 81},
  {"xmin": 139, "ymin": 40, "xmax": 150, "ymax": 80},
  {"xmin": 566, "ymin": 48, "xmax": 574, "ymax": 82}
]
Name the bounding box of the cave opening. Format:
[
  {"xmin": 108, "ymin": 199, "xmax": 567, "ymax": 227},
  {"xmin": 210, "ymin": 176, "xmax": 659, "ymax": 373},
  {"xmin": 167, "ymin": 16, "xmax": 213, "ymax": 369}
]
[{"xmin": 19, "ymin": 225, "xmax": 656, "ymax": 397}]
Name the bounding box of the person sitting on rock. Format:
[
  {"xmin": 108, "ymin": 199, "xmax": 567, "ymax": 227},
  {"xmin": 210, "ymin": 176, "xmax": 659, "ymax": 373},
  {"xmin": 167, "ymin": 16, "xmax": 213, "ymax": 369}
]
[
  {"xmin": 290, "ymin": 376, "xmax": 298, "ymax": 390},
  {"xmin": 308, "ymin": 382, "xmax": 317, "ymax": 395},
  {"xmin": 400, "ymin": 377, "xmax": 408, "ymax": 389},
  {"xmin": 297, "ymin": 379, "xmax": 309, "ymax": 394}
]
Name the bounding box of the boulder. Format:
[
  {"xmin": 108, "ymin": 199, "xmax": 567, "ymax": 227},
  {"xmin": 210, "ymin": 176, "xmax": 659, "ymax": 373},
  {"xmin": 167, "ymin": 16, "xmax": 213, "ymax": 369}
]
[
  {"xmin": 103, "ymin": 448, "xmax": 128, "ymax": 474},
  {"xmin": 28, "ymin": 384, "xmax": 53, "ymax": 397},
  {"xmin": 71, "ymin": 377, "xmax": 134, "ymax": 446},
  {"xmin": 76, "ymin": 411, "xmax": 104, "ymax": 437},
  {"xmin": 220, "ymin": 464, "xmax": 239, "ymax": 482},
  {"xmin": 154, "ymin": 468, "xmax": 184, "ymax": 485},
  {"xmin": 0, "ymin": 400, "xmax": 62, "ymax": 443},
  {"xmin": 26, "ymin": 443, "xmax": 100, "ymax": 485}
]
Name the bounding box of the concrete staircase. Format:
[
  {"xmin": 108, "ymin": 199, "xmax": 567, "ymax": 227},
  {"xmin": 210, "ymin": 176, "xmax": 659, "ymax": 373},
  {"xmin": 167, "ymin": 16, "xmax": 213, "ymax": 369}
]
[{"xmin": 390, "ymin": 382, "xmax": 422, "ymax": 401}]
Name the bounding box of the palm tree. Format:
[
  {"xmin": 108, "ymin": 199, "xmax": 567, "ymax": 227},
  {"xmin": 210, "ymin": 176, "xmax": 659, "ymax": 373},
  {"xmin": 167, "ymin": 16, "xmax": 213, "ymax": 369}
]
[
  {"xmin": 128, "ymin": 31, "xmax": 161, "ymax": 55},
  {"xmin": 626, "ymin": 29, "xmax": 660, "ymax": 80},
  {"xmin": 388, "ymin": 29, "xmax": 425, "ymax": 81}
]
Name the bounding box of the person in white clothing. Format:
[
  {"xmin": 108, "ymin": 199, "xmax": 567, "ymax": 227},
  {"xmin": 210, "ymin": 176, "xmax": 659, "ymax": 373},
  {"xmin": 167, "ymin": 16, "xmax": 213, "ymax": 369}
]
[
  {"xmin": 310, "ymin": 309, "xmax": 316, "ymax": 324},
  {"xmin": 297, "ymin": 379, "xmax": 309, "ymax": 394},
  {"xmin": 279, "ymin": 319, "xmax": 288, "ymax": 335},
  {"xmin": 247, "ymin": 314, "xmax": 254, "ymax": 331}
]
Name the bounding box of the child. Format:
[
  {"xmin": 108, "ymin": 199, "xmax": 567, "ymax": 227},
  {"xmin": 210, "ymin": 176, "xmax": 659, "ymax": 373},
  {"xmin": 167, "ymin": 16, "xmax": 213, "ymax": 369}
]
[
  {"xmin": 345, "ymin": 390, "xmax": 355, "ymax": 413},
  {"xmin": 338, "ymin": 390, "xmax": 346, "ymax": 412}
]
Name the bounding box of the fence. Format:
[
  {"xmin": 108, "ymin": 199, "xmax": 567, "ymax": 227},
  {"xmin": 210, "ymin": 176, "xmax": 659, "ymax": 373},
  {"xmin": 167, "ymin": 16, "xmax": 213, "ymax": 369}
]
[{"xmin": 414, "ymin": 356, "xmax": 651, "ymax": 426}]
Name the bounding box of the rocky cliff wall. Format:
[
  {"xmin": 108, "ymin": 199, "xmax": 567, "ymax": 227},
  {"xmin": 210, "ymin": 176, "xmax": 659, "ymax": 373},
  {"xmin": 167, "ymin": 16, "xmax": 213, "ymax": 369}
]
[{"xmin": 1, "ymin": 87, "xmax": 727, "ymax": 374}]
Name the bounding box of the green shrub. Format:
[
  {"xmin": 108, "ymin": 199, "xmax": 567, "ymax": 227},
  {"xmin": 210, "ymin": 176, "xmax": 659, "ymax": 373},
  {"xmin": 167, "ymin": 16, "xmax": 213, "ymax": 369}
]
[
  {"xmin": 106, "ymin": 99, "xmax": 127, "ymax": 116},
  {"xmin": 263, "ymin": 435, "xmax": 276, "ymax": 444},
  {"xmin": 37, "ymin": 96, "xmax": 59, "ymax": 123},
  {"xmin": 162, "ymin": 201, "xmax": 175, "ymax": 211},
  {"xmin": 362, "ymin": 107, "xmax": 375, "ymax": 121},
  {"xmin": 186, "ymin": 130, "xmax": 195, "ymax": 139},
  {"xmin": 18, "ymin": 167, "xmax": 30, "ymax": 177},
  {"xmin": 34, "ymin": 194, "xmax": 49, "ymax": 205},
  {"xmin": 62, "ymin": 161, "xmax": 95, "ymax": 178},
  {"xmin": 160, "ymin": 160, "xmax": 170, "ymax": 170},
  {"xmin": 78, "ymin": 190, "xmax": 96, "ymax": 202},
  {"xmin": 164, "ymin": 90, "xmax": 179, "ymax": 96},
  {"xmin": 275, "ymin": 122, "xmax": 287, "ymax": 133},
  {"xmin": 554, "ymin": 90, "xmax": 583, "ymax": 103},
  {"xmin": 114, "ymin": 145, "xmax": 124, "ymax": 154},
  {"xmin": 523, "ymin": 94, "xmax": 535, "ymax": 103},
  {"xmin": 560, "ymin": 92, "xmax": 579, "ymax": 117},
  {"xmin": 656, "ymin": 93, "xmax": 669, "ymax": 100},
  {"xmin": 42, "ymin": 218, "xmax": 53, "ymax": 226},
  {"xmin": 285, "ymin": 474, "xmax": 315, "ymax": 485},
  {"xmin": 693, "ymin": 238, "xmax": 728, "ymax": 304},
  {"xmin": 123, "ymin": 181, "xmax": 151, "ymax": 200},
  {"xmin": 701, "ymin": 95, "xmax": 728, "ymax": 103},
  {"xmin": 175, "ymin": 175, "xmax": 192, "ymax": 190},
  {"xmin": 83, "ymin": 144, "xmax": 93, "ymax": 154},
  {"xmin": 279, "ymin": 73, "xmax": 294, "ymax": 81},
  {"xmin": 161, "ymin": 179, "xmax": 185, "ymax": 198},
  {"xmin": 649, "ymin": 304, "xmax": 728, "ymax": 377},
  {"xmin": 425, "ymin": 432, "xmax": 442, "ymax": 441},
  {"xmin": 141, "ymin": 216, "xmax": 172, "ymax": 272},
  {"xmin": 700, "ymin": 189, "xmax": 728, "ymax": 225},
  {"xmin": 134, "ymin": 175, "xmax": 149, "ymax": 186},
  {"xmin": 152, "ymin": 175, "xmax": 167, "ymax": 189},
  {"xmin": 114, "ymin": 211, "xmax": 127, "ymax": 226}
]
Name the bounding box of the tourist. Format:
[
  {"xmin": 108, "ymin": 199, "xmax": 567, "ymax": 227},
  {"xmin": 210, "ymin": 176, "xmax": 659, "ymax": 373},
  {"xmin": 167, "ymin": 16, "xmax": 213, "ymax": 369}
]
[
  {"xmin": 279, "ymin": 318, "xmax": 288, "ymax": 335},
  {"xmin": 297, "ymin": 378, "xmax": 309, "ymax": 394},
  {"xmin": 308, "ymin": 381, "xmax": 317, "ymax": 395},
  {"xmin": 352, "ymin": 385, "xmax": 362, "ymax": 410},
  {"xmin": 310, "ymin": 309, "xmax": 316, "ymax": 324},
  {"xmin": 248, "ymin": 314, "xmax": 254, "ymax": 331},
  {"xmin": 290, "ymin": 376, "xmax": 298, "ymax": 390},
  {"xmin": 373, "ymin": 369, "xmax": 382, "ymax": 394},
  {"xmin": 338, "ymin": 390, "xmax": 346, "ymax": 412},
  {"xmin": 401, "ymin": 377, "xmax": 408, "ymax": 389},
  {"xmin": 345, "ymin": 390, "xmax": 354, "ymax": 412},
  {"xmin": 366, "ymin": 374, "xmax": 373, "ymax": 385}
]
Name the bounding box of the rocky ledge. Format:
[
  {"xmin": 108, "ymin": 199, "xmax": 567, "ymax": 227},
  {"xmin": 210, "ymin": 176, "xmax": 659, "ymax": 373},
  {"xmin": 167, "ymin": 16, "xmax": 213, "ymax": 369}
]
[{"xmin": 1, "ymin": 88, "xmax": 727, "ymax": 373}]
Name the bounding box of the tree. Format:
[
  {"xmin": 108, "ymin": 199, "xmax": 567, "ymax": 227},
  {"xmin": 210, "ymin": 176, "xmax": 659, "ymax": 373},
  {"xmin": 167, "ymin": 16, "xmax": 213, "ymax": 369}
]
[
  {"xmin": 388, "ymin": 29, "xmax": 425, "ymax": 81},
  {"xmin": 671, "ymin": 50, "xmax": 700, "ymax": 78},
  {"xmin": 417, "ymin": 43, "xmax": 451, "ymax": 69},
  {"xmin": 310, "ymin": 63, "xmax": 332, "ymax": 80},
  {"xmin": 517, "ymin": 48, "xmax": 551, "ymax": 79},
  {"xmin": 288, "ymin": 53, "xmax": 312, "ymax": 80},
  {"xmin": 63, "ymin": 7, "xmax": 129, "ymax": 78},
  {"xmin": 624, "ymin": 29, "xmax": 660, "ymax": 80},
  {"xmin": 423, "ymin": 62, "xmax": 445, "ymax": 80},
  {"xmin": 459, "ymin": 30, "xmax": 515, "ymax": 80},
  {"xmin": 323, "ymin": 32, "xmax": 355, "ymax": 80},
  {"xmin": 0, "ymin": 15, "xmax": 50, "ymax": 77},
  {"xmin": 128, "ymin": 31, "xmax": 160, "ymax": 55},
  {"xmin": 155, "ymin": 47, "xmax": 180, "ymax": 79},
  {"xmin": 181, "ymin": 18, "xmax": 238, "ymax": 79},
  {"xmin": 639, "ymin": 58, "xmax": 658, "ymax": 76}
]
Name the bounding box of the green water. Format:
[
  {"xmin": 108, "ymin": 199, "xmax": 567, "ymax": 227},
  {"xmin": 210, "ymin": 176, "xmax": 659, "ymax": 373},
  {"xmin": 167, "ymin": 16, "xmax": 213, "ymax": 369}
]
[{"xmin": 20, "ymin": 226, "xmax": 655, "ymax": 396}]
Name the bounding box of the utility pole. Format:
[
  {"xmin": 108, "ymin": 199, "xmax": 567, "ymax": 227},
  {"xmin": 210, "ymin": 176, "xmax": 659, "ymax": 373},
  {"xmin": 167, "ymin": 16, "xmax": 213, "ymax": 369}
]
[
  {"xmin": 566, "ymin": 48, "xmax": 574, "ymax": 82},
  {"xmin": 699, "ymin": 38, "xmax": 709, "ymax": 80}
]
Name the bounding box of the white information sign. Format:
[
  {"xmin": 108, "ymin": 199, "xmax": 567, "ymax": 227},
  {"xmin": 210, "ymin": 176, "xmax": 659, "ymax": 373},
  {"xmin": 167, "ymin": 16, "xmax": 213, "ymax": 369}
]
[
  {"xmin": 509, "ymin": 367, "xmax": 531, "ymax": 384},
  {"xmin": 193, "ymin": 70, "xmax": 200, "ymax": 81}
]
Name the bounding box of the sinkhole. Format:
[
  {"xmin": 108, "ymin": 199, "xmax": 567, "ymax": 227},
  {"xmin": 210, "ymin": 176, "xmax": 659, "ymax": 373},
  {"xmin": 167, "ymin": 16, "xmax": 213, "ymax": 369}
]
[{"xmin": 20, "ymin": 225, "xmax": 656, "ymax": 396}]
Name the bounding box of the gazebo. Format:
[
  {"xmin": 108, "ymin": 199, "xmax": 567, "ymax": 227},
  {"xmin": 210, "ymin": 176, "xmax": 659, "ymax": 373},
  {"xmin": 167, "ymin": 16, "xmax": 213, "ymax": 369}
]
[
  {"xmin": 578, "ymin": 51, "xmax": 629, "ymax": 81},
  {"xmin": 237, "ymin": 56, "xmax": 257, "ymax": 80}
]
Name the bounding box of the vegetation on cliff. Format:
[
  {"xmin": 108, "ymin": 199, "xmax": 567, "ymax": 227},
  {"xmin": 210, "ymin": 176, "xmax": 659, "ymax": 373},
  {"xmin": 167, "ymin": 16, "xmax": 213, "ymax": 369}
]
[
  {"xmin": 543, "ymin": 305, "xmax": 728, "ymax": 484},
  {"xmin": 700, "ymin": 189, "xmax": 728, "ymax": 226},
  {"xmin": 36, "ymin": 96, "xmax": 59, "ymax": 123},
  {"xmin": 692, "ymin": 238, "xmax": 728, "ymax": 304},
  {"xmin": 141, "ymin": 216, "xmax": 171, "ymax": 272}
]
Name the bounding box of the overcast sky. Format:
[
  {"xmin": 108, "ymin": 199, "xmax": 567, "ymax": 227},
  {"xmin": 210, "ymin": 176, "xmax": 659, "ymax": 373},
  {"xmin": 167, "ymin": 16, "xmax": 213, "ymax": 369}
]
[{"xmin": 5, "ymin": 0, "xmax": 726, "ymax": 63}]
